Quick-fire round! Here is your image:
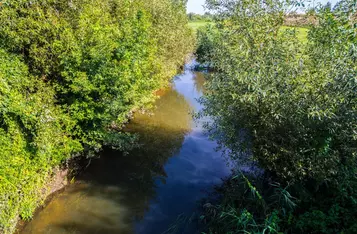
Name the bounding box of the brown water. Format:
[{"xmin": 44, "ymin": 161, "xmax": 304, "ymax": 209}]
[{"xmin": 21, "ymin": 61, "xmax": 231, "ymax": 234}]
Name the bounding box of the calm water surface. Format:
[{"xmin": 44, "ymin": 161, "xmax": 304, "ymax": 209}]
[{"xmin": 21, "ymin": 62, "xmax": 231, "ymax": 234}]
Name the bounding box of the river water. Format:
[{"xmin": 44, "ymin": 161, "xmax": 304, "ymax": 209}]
[{"xmin": 21, "ymin": 61, "xmax": 232, "ymax": 234}]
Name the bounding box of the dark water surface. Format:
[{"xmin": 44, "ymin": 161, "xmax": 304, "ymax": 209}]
[{"xmin": 21, "ymin": 62, "xmax": 231, "ymax": 234}]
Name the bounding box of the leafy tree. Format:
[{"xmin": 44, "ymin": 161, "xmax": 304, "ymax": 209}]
[
  {"xmin": 188, "ymin": 13, "xmax": 204, "ymax": 21},
  {"xmin": 195, "ymin": 24, "xmax": 220, "ymax": 65},
  {"xmin": 325, "ymin": 1, "xmax": 332, "ymax": 11},
  {"xmin": 0, "ymin": 49, "xmax": 81, "ymax": 232},
  {"xmin": 197, "ymin": 0, "xmax": 357, "ymax": 232},
  {"xmin": 0, "ymin": 0, "xmax": 194, "ymax": 152},
  {"xmin": 0, "ymin": 0, "xmax": 194, "ymax": 232}
]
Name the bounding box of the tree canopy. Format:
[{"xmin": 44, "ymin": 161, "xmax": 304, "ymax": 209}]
[
  {"xmin": 196, "ymin": 0, "xmax": 357, "ymax": 232},
  {"xmin": 0, "ymin": 0, "xmax": 194, "ymax": 232}
]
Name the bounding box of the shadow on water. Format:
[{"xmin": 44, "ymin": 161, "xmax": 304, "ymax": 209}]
[{"xmin": 21, "ymin": 61, "xmax": 232, "ymax": 234}]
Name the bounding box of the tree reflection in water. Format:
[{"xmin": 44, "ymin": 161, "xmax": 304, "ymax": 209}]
[
  {"xmin": 21, "ymin": 65, "xmax": 232, "ymax": 234},
  {"xmin": 21, "ymin": 88, "xmax": 192, "ymax": 234}
]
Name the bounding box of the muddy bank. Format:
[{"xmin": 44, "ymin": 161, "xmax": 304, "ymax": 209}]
[
  {"xmin": 14, "ymin": 83, "xmax": 174, "ymax": 234},
  {"xmin": 18, "ymin": 60, "xmax": 232, "ymax": 234},
  {"xmin": 14, "ymin": 156, "xmax": 89, "ymax": 233}
]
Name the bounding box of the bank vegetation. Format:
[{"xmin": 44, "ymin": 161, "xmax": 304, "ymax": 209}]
[
  {"xmin": 196, "ymin": 0, "xmax": 357, "ymax": 233},
  {"xmin": 0, "ymin": 0, "xmax": 194, "ymax": 233}
]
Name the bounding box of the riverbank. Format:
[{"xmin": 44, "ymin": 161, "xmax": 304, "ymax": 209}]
[
  {"xmin": 0, "ymin": 1, "xmax": 194, "ymax": 232},
  {"xmin": 13, "ymin": 154, "xmax": 92, "ymax": 234},
  {"xmin": 12, "ymin": 95, "xmax": 158, "ymax": 233},
  {"xmin": 14, "ymin": 168, "xmax": 69, "ymax": 234},
  {"xmin": 13, "ymin": 60, "xmax": 192, "ymax": 233},
  {"xmin": 18, "ymin": 61, "xmax": 232, "ymax": 234}
]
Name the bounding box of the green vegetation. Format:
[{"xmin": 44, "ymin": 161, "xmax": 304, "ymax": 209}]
[
  {"xmin": 280, "ymin": 26, "xmax": 309, "ymax": 43},
  {"xmin": 188, "ymin": 12, "xmax": 213, "ymax": 22},
  {"xmin": 196, "ymin": 0, "xmax": 357, "ymax": 233},
  {"xmin": 0, "ymin": 0, "xmax": 194, "ymax": 233},
  {"xmin": 188, "ymin": 21, "xmax": 213, "ymax": 31},
  {"xmin": 0, "ymin": 49, "xmax": 82, "ymax": 232},
  {"xmin": 187, "ymin": 13, "xmax": 214, "ymax": 32}
]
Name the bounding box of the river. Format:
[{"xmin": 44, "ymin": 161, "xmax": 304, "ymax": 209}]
[{"xmin": 20, "ymin": 61, "xmax": 232, "ymax": 234}]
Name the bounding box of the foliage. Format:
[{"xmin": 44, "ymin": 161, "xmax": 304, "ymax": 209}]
[
  {"xmin": 0, "ymin": 0, "xmax": 193, "ymax": 232},
  {"xmin": 188, "ymin": 12, "xmax": 214, "ymax": 22},
  {"xmin": 188, "ymin": 21, "xmax": 214, "ymax": 32},
  {"xmin": 195, "ymin": 24, "xmax": 220, "ymax": 64},
  {"xmin": 280, "ymin": 26, "xmax": 309, "ymax": 43},
  {"xmin": 201, "ymin": 173, "xmax": 289, "ymax": 234},
  {"xmin": 0, "ymin": 0, "xmax": 194, "ymax": 152},
  {"xmin": 187, "ymin": 12, "xmax": 214, "ymax": 33},
  {"xmin": 197, "ymin": 0, "xmax": 357, "ymax": 232},
  {"xmin": 0, "ymin": 50, "xmax": 82, "ymax": 232}
]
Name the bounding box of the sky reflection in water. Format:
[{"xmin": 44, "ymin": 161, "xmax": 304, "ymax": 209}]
[{"xmin": 21, "ymin": 61, "xmax": 232, "ymax": 234}]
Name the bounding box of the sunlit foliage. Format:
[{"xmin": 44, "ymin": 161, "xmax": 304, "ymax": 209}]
[
  {"xmin": 0, "ymin": 50, "xmax": 82, "ymax": 231},
  {"xmin": 0, "ymin": 0, "xmax": 193, "ymax": 232}
]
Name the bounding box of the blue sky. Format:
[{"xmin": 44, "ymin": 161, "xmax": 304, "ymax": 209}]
[{"xmin": 187, "ymin": 0, "xmax": 340, "ymax": 14}]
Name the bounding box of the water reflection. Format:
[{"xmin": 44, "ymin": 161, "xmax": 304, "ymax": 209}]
[
  {"xmin": 193, "ymin": 72, "xmax": 206, "ymax": 94},
  {"xmin": 21, "ymin": 62, "xmax": 231, "ymax": 234}
]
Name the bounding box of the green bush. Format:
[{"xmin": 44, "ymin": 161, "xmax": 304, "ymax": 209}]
[
  {"xmin": 0, "ymin": 0, "xmax": 194, "ymax": 152},
  {"xmin": 195, "ymin": 25, "xmax": 220, "ymax": 65},
  {"xmin": 197, "ymin": 0, "xmax": 357, "ymax": 232},
  {"xmin": 0, "ymin": 0, "xmax": 194, "ymax": 232},
  {"xmin": 0, "ymin": 49, "xmax": 82, "ymax": 232}
]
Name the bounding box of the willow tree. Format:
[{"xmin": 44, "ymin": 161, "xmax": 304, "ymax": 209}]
[{"xmin": 197, "ymin": 0, "xmax": 357, "ymax": 232}]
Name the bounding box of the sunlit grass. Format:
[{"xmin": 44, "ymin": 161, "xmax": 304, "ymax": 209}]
[
  {"xmin": 280, "ymin": 26, "xmax": 309, "ymax": 43},
  {"xmin": 188, "ymin": 21, "xmax": 212, "ymax": 32}
]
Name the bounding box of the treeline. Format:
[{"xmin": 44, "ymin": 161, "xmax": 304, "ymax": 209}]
[
  {"xmin": 0, "ymin": 0, "xmax": 193, "ymax": 232},
  {"xmin": 196, "ymin": 0, "xmax": 357, "ymax": 233},
  {"xmin": 188, "ymin": 12, "xmax": 214, "ymax": 21},
  {"xmin": 284, "ymin": 13, "xmax": 315, "ymax": 27}
]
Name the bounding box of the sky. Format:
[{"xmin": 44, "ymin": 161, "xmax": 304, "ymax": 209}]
[{"xmin": 187, "ymin": 0, "xmax": 340, "ymax": 14}]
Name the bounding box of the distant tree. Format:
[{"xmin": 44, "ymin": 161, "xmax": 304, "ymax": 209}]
[
  {"xmin": 188, "ymin": 12, "xmax": 203, "ymax": 21},
  {"xmin": 188, "ymin": 12, "xmax": 213, "ymax": 21},
  {"xmin": 333, "ymin": 0, "xmax": 353, "ymax": 12},
  {"xmin": 325, "ymin": 1, "xmax": 332, "ymax": 11}
]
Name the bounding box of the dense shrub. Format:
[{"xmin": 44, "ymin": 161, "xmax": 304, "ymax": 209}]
[
  {"xmin": 0, "ymin": 0, "xmax": 194, "ymax": 151},
  {"xmin": 0, "ymin": 0, "xmax": 193, "ymax": 232},
  {"xmin": 195, "ymin": 25, "xmax": 219, "ymax": 65},
  {"xmin": 197, "ymin": 0, "xmax": 357, "ymax": 232},
  {"xmin": 0, "ymin": 50, "xmax": 82, "ymax": 232}
]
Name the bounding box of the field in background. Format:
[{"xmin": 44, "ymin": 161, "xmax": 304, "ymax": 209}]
[
  {"xmin": 188, "ymin": 21, "xmax": 212, "ymax": 31},
  {"xmin": 281, "ymin": 26, "xmax": 309, "ymax": 43},
  {"xmin": 189, "ymin": 21, "xmax": 309, "ymax": 43}
]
